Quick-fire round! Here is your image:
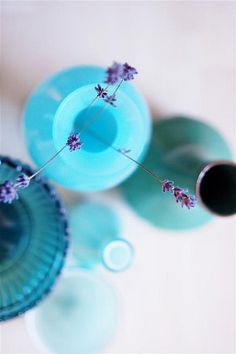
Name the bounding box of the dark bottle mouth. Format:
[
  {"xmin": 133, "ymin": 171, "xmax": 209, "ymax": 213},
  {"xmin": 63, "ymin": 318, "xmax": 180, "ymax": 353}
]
[{"xmin": 196, "ymin": 161, "xmax": 236, "ymax": 216}]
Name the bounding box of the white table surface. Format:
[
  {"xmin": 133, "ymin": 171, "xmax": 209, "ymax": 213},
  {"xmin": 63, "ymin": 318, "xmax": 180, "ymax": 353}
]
[{"xmin": 0, "ymin": 1, "xmax": 235, "ymax": 353}]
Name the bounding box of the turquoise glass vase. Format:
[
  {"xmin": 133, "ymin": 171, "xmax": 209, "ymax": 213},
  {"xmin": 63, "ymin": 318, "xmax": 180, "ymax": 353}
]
[
  {"xmin": 26, "ymin": 270, "xmax": 118, "ymax": 354},
  {"xmin": 0, "ymin": 156, "xmax": 69, "ymax": 321},
  {"xmin": 23, "ymin": 66, "xmax": 151, "ymax": 191},
  {"xmin": 70, "ymin": 202, "xmax": 134, "ymax": 272},
  {"xmin": 121, "ymin": 116, "xmax": 236, "ymax": 230}
]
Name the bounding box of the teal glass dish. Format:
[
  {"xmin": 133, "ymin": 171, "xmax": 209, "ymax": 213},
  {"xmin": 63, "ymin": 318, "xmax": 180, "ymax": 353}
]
[
  {"xmin": 70, "ymin": 202, "xmax": 134, "ymax": 272},
  {"xmin": 0, "ymin": 156, "xmax": 69, "ymax": 321},
  {"xmin": 121, "ymin": 116, "xmax": 235, "ymax": 230},
  {"xmin": 25, "ymin": 270, "xmax": 118, "ymax": 354},
  {"xmin": 23, "ymin": 65, "xmax": 151, "ymax": 192}
]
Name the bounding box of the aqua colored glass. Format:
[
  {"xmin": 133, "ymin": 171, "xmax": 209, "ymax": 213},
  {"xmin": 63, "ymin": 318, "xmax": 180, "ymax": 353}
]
[
  {"xmin": 70, "ymin": 202, "xmax": 134, "ymax": 272},
  {"xmin": 0, "ymin": 156, "xmax": 69, "ymax": 321},
  {"xmin": 26, "ymin": 270, "xmax": 118, "ymax": 354},
  {"xmin": 23, "ymin": 66, "xmax": 151, "ymax": 192},
  {"xmin": 121, "ymin": 116, "xmax": 235, "ymax": 230}
]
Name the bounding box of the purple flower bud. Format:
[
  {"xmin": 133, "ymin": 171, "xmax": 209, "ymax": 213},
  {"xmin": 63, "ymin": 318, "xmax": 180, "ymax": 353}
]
[
  {"xmin": 95, "ymin": 84, "xmax": 108, "ymax": 98},
  {"xmin": 121, "ymin": 63, "xmax": 138, "ymax": 81},
  {"xmin": 0, "ymin": 180, "xmax": 18, "ymax": 204},
  {"xmin": 161, "ymin": 179, "xmax": 174, "ymax": 192},
  {"xmin": 173, "ymin": 187, "xmax": 185, "ymax": 203},
  {"xmin": 104, "ymin": 62, "xmax": 124, "ymax": 85},
  {"xmin": 66, "ymin": 133, "xmax": 83, "ymax": 152},
  {"xmin": 104, "ymin": 93, "xmax": 116, "ymax": 107},
  {"xmin": 181, "ymin": 194, "xmax": 197, "ymax": 209},
  {"xmin": 16, "ymin": 174, "xmax": 30, "ymax": 189}
]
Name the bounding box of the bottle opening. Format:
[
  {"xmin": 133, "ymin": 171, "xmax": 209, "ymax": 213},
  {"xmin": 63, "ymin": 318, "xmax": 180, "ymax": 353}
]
[{"xmin": 197, "ymin": 161, "xmax": 236, "ymax": 216}]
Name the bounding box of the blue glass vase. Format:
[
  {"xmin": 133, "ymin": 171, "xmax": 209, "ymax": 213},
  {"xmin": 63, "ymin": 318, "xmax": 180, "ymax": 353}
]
[
  {"xmin": 121, "ymin": 116, "xmax": 236, "ymax": 230},
  {"xmin": 26, "ymin": 270, "xmax": 118, "ymax": 354},
  {"xmin": 70, "ymin": 202, "xmax": 134, "ymax": 272},
  {"xmin": 0, "ymin": 156, "xmax": 69, "ymax": 321},
  {"xmin": 23, "ymin": 66, "xmax": 151, "ymax": 191}
]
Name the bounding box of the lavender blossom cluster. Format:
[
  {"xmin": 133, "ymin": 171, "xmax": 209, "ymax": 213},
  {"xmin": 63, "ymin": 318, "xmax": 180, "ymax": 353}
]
[{"xmin": 161, "ymin": 179, "xmax": 197, "ymax": 210}]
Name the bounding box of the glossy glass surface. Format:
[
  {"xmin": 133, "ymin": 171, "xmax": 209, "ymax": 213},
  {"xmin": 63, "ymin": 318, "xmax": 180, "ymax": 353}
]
[
  {"xmin": 23, "ymin": 66, "xmax": 151, "ymax": 191},
  {"xmin": 70, "ymin": 202, "xmax": 134, "ymax": 272},
  {"xmin": 26, "ymin": 270, "xmax": 118, "ymax": 354},
  {"xmin": 121, "ymin": 117, "xmax": 233, "ymax": 230},
  {"xmin": 0, "ymin": 156, "xmax": 69, "ymax": 321}
]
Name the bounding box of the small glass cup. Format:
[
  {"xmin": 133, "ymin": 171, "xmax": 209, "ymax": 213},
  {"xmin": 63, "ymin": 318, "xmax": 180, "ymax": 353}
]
[{"xmin": 70, "ymin": 201, "xmax": 134, "ymax": 272}]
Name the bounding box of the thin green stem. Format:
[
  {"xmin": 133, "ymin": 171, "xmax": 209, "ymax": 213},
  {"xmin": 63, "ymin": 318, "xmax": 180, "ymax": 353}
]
[
  {"xmin": 85, "ymin": 128, "xmax": 162, "ymax": 184},
  {"xmin": 80, "ymin": 84, "xmax": 109, "ymax": 122},
  {"xmin": 29, "ymin": 145, "xmax": 67, "ymax": 180}
]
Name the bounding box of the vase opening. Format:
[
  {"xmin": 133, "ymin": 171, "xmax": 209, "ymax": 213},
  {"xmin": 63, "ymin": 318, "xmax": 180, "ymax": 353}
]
[
  {"xmin": 196, "ymin": 161, "xmax": 236, "ymax": 216},
  {"xmin": 74, "ymin": 106, "xmax": 118, "ymax": 153}
]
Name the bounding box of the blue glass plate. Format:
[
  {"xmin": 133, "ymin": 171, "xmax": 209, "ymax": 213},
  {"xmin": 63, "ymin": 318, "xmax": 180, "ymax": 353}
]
[{"xmin": 0, "ymin": 156, "xmax": 69, "ymax": 321}]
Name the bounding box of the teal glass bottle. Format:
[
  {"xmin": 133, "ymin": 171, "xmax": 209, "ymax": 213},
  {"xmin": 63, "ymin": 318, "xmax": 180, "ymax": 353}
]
[
  {"xmin": 23, "ymin": 66, "xmax": 151, "ymax": 192},
  {"xmin": 121, "ymin": 116, "xmax": 236, "ymax": 230},
  {"xmin": 70, "ymin": 202, "xmax": 134, "ymax": 272},
  {"xmin": 0, "ymin": 156, "xmax": 69, "ymax": 321}
]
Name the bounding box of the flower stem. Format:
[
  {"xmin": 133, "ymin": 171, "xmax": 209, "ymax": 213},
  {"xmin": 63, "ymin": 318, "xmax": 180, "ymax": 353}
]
[
  {"xmin": 81, "ymin": 84, "xmax": 109, "ymax": 122},
  {"xmin": 79, "ymin": 80, "xmax": 123, "ymax": 133},
  {"xmin": 85, "ymin": 128, "xmax": 162, "ymax": 184},
  {"xmin": 28, "ymin": 82, "xmax": 121, "ymax": 180},
  {"xmin": 29, "ymin": 145, "xmax": 67, "ymax": 180}
]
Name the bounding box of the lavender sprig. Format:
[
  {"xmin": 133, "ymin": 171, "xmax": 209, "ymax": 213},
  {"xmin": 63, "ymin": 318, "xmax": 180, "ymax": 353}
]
[
  {"xmin": 104, "ymin": 61, "xmax": 138, "ymax": 85},
  {"xmin": 0, "ymin": 180, "xmax": 18, "ymax": 204},
  {"xmin": 95, "ymin": 84, "xmax": 108, "ymax": 98},
  {"xmin": 66, "ymin": 133, "xmax": 83, "ymax": 152},
  {"xmin": 104, "ymin": 62, "xmax": 124, "ymax": 85},
  {"xmin": 82, "ymin": 130, "xmax": 197, "ymax": 210},
  {"xmin": 16, "ymin": 174, "xmax": 30, "ymax": 189},
  {"xmin": 162, "ymin": 182, "xmax": 197, "ymax": 210},
  {"xmin": 122, "ymin": 63, "xmax": 138, "ymax": 81},
  {"xmin": 104, "ymin": 93, "xmax": 117, "ymax": 107}
]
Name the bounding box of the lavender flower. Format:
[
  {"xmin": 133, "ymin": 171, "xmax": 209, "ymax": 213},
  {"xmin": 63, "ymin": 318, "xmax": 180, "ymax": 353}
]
[
  {"xmin": 173, "ymin": 187, "xmax": 185, "ymax": 203},
  {"xmin": 0, "ymin": 180, "xmax": 18, "ymax": 204},
  {"xmin": 16, "ymin": 174, "xmax": 30, "ymax": 189},
  {"xmin": 181, "ymin": 194, "xmax": 197, "ymax": 209},
  {"xmin": 121, "ymin": 62, "xmax": 138, "ymax": 81},
  {"xmin": 161, "ymin": 180, "xmax": 197, "ymax": 210},
  {"xmin": 161, "ymin": 179, "xmax": 174, "ymax": 192},
  {"xmin": 95, "ymin": 84, "xmax": 108, "ymax": 98},
  {"xmin": 104, "ymin": 93, "xmax": 117, "ymax": 107},
  {"xmin": 104, "ymin": 62, "xmax": 124, "ymax": 85},
  {"xmin": 66, "ymin": 133, "xmax": 83, "ymax": 152}
]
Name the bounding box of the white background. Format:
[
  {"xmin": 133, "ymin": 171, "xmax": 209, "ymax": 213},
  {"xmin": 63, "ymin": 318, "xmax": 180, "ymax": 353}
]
[{"xmin": 0, "ymin": 1, "xmax": 235, "ymax": 353}]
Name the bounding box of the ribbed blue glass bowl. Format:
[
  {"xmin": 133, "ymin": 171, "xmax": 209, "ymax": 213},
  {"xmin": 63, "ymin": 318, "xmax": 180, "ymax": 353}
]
[{"xmin": 0, "ymin": 156, "xmax": 69, "ymax": 321}]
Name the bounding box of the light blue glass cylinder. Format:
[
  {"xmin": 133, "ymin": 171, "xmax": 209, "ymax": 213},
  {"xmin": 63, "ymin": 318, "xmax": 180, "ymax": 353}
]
[
  {"xmin": 23, "ymin": 66, "xmax": 151, "ymax": 191},
  {"xmin": 70, "ymin": 202, "xmax": 134, "ymax": 272},
  {"xmin": 0, "ymin": 156, "xmax": 69, "ymax": 321},
  {"xmin": 26, "ymin": 270, "xmax": 119, "ymax": 354}
]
